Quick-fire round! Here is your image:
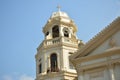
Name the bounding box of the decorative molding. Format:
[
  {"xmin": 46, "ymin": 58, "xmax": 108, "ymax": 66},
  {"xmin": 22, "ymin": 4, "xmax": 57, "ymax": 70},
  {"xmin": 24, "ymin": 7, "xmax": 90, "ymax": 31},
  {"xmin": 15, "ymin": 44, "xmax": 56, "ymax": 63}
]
[
  {"xmin": 36, "ymin": 71, "xmax": 77, "ymax": 80},
  {"xmin": 72, "ymin": 47, "xmax": 120, "ymax": 65},
  {"xmin": 43, "ymin": 16, "xmax": 77, "ymax": 33},
  {"xmin": 37, "ymin": 36, "xmax": 79, "ymax": 51},
  {"xmin": 109, "ymin": 37, "xmax": 116, "ymax": 48}
]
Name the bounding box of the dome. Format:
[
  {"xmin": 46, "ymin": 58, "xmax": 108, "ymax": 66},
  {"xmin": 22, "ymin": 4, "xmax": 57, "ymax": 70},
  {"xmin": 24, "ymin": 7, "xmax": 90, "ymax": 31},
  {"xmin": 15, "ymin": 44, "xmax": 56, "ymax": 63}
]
[{"xmin": 50, "ymin": 11, "xmax": 69, "ymax": 18}]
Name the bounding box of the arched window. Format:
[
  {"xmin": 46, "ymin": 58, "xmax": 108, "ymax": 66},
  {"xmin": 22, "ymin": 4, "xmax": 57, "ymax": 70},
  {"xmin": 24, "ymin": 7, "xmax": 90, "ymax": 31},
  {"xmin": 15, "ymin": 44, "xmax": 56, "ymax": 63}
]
[
  {"xmin": 50, "ymin": 53, "xmax": 58, "ymax": 72},
  {"xmin": 63, "ymin": 27, "xmax": 69, "ymax": 37},
  {"xmin": 52, "ymin": 25, "xmax": 59, "ymax": 38},
  {"xmin": 64, "ymin": 30, "xmax": 69, "ymax": 37}
]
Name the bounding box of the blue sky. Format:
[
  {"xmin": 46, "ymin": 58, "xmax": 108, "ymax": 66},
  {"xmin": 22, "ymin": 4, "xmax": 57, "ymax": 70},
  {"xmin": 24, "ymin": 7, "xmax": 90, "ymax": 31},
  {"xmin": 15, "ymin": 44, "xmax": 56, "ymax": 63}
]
[{"xmin": 0, "ymin": 0, "xmax": 120, "ymax": 80}]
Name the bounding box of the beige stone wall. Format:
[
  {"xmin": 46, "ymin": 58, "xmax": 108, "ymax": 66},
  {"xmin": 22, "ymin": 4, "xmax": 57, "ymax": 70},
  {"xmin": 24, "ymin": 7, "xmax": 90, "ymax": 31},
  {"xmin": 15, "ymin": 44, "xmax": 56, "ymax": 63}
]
[{"xmin": 78, "ymin": 65, "xmax": 120, "ymax": 80}]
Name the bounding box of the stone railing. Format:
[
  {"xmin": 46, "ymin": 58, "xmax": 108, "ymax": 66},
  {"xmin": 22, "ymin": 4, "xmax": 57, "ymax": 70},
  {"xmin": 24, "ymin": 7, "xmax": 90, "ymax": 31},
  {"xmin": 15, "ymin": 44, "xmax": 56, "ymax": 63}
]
[
  {"xmin": 38, "ymin": 37, "xmax": 78, "ymax": 50},
  {"xmin": 44, "ymin": 37, "xmax": 61, "ymax": 46}
]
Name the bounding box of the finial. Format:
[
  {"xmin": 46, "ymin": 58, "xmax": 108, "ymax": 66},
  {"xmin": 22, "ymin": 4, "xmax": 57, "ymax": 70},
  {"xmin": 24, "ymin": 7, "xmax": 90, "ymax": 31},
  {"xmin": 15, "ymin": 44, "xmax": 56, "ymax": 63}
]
[{"xmin": 57, "ymin": 5, "xmax": 61, "ymax": 12}]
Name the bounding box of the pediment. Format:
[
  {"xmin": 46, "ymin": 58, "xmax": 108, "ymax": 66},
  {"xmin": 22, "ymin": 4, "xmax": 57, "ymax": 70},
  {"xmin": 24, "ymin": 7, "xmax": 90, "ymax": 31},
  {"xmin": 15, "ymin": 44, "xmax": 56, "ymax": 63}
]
[
  {"xmin": 86, "ymin": 31, "xmax": 120, "ymax": 56},
  {"xmin": 70, "ymin": 17, "xmax": 120, "ymax": 60}
]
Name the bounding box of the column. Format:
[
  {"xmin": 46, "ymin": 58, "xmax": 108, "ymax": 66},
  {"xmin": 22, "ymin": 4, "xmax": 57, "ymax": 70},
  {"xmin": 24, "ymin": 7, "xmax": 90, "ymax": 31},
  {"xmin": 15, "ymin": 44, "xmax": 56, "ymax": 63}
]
[
  {"xmin": 78, "ymin": 69, "xmax": 84, "ymax": 80},
  {"xmin": 77, "ymin": 64, "xmax": 84, "ymax": 80},
  {"xmin": 48, "ymin": 56, "xmax": 50, "ymax": 68},
  {"xmin": 108, "ymin": 65, "xmax": 115, "ymax": 80},
  {"xmin": 107, "ymin": 57, "xmax": 115, "ymax": 80}
]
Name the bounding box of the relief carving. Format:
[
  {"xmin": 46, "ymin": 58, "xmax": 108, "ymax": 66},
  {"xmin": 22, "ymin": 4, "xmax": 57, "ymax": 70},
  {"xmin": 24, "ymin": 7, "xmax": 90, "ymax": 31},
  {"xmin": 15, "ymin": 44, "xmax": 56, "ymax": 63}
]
[{"xmin": 109, "ymin": 37, "xmax": 116, "ymax": 48}]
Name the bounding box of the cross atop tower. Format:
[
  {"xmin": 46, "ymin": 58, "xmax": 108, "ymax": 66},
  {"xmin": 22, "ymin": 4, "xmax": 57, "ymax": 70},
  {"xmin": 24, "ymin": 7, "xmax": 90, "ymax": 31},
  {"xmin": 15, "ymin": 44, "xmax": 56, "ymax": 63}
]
[{"xmin": 57, "ymin": 5, "xmax": 61, "ymax": 12}]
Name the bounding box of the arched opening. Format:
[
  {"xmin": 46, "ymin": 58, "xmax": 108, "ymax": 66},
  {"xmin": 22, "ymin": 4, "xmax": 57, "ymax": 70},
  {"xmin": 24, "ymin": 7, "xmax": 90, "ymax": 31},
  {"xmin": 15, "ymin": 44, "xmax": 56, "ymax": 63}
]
[
  {"xmin": 50, "ymin": 53, "xmax": 59, "ymax": 72},
  {"xmin": 38, "ymin": 63, "xmax": 42, "ymax": 74},
  {"xmin": 63, "ymin": 27, "xmax": 69, "ymax": 37},
  {"xmin": 64, "ymin": 30, "xmax": 69, "ymax": 37},
  {"xmin": 52, "ymin": 25, "xmax": 59, "ymax": 38}
]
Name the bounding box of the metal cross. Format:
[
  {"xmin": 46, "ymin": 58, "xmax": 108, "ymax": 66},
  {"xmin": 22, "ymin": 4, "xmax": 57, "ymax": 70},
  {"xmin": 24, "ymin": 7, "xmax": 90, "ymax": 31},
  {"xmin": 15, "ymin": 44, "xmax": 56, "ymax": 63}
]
[{"xmin": 57, "ymin": 5, "xmax": 61, "ymax": 11}]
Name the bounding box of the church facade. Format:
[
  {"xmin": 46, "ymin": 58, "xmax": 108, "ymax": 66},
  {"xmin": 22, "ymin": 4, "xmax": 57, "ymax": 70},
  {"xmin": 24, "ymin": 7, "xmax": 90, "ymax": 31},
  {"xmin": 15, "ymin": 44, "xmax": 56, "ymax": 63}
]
[
  {"xmin": 35, "ymin": 8, "xmax": 120, "ymax": 80},
  {"xmin": 70, "ymin": 17, "xmax": 120, "ymax": 80}
]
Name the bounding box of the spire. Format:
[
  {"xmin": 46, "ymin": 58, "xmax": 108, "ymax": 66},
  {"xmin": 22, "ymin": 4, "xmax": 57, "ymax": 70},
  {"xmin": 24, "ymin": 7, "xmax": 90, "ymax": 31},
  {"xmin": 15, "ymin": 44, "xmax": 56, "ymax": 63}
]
[{"xmin": 57, "ymin": 5, "xmax": 61, "ymax": 12}]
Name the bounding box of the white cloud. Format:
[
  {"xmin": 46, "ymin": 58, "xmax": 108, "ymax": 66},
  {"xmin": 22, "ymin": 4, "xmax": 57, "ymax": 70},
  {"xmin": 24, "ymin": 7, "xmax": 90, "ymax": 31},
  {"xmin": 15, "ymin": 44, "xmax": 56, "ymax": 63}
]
[
  {"xmin": 19, "ymin": 74, "xmax": 34, "ymax": 80},
  {"xmin": 2, "ymin": 75, "xmax": 13, "ymax": 80},
  {"xmin": 2, "ymin": 74, "xmax": 34, "ymax": 80}
]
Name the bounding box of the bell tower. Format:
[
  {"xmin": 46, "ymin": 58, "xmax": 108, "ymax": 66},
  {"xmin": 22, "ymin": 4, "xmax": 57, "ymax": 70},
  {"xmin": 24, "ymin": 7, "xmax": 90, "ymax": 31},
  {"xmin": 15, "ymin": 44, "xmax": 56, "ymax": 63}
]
[{"xmin": 35, "ymin": 7, "xmax": 82, "ymax": 80}]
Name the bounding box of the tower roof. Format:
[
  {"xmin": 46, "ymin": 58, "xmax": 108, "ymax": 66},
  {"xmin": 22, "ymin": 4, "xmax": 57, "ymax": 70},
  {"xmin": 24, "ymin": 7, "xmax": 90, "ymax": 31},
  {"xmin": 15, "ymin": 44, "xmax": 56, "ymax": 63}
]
[
  {"xmin": 50, "ymin": 11, "xmax": 69, "ymax": 18},
  {"xmin": 43, "ymin": 7, "xmax": 77, "ymax": 33}
]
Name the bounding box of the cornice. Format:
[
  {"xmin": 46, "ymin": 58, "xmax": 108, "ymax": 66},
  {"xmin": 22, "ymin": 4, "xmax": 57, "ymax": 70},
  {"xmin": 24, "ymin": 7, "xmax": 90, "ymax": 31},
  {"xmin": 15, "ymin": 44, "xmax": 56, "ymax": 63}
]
[
  {"xmin": 37, "ymin": 71, "xmax": 77, "ymax": 80},
  {"xmin": 38, "ymin": 42, "xmax": 78, "ymax": 51},
  {"xmin": 43, "ymin": 17, "xmax": 77, "ymax": 33},
  {"xmin": 72, "ymin": 47, "xmax": 120, "ymax": 65},
  {"xmin": 37, "ymin": 37, "xmax": 79, "ymax": 51}
]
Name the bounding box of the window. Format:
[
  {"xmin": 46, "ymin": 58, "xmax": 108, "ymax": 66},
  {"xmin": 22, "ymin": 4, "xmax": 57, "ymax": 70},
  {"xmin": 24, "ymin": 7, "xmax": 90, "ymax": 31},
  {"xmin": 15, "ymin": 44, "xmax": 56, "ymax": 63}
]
[
  {"xmin": 39, "ymin": 63, "xmax": 42, "ymax": 73},
  {"xmin": 52, "ymin": 25, "xmax": 59, "ymax": 38},
  {"xmin": 64, "ymin": 30, "xmax": 69, "ymax": 37},
  {"xmin": 63, "ymin": 27, "xmax": 69, "ymax": 37},
  {"xmin": 45, "ymin": 31, "xmax": 49, "ymax": 36},
  {"xmin": 50, "ymin": 53, "xmax": 58, "ymax": 72}
]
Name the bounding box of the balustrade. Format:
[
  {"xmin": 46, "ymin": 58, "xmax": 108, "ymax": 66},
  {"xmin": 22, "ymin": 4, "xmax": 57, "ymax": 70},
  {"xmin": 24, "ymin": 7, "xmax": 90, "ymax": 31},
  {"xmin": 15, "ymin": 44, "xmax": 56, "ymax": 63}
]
[{"xmin": 38, "ymin": 37, "xmax": 78, "ymax": 49}]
